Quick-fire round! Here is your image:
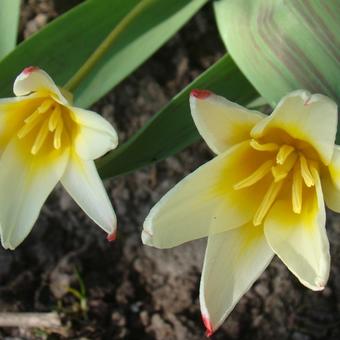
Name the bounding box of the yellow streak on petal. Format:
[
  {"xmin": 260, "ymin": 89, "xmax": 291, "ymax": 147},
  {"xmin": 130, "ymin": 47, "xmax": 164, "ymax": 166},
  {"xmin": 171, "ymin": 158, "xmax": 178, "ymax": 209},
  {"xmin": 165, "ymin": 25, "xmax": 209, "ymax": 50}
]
[
  {"xmin": 250, "ymin": 139, "xmax": 279, "ymax": 152},
  {"xmin": 253, "ymin": 180, "xmax": 283, "ymax": 226},
  {"xmin": 272, "ymin": 151, "xmax": 298, "ymax": 182},
  {"xmin": 276, "ymin": 144, "xmax": 294, "ymax": 164},
  {"xmin": 31, "ymin": 119, "xmax": 50, "ymax": 155},
  {"xmin": 292, "ymin": 163, "xmax": 302, "ymax": 214},
  {"xmin": 300, "ymin": 154, "xmax": 314, "ymax": 187},
  {"xmin": 233, "ymin": 159, "xmax": 273, "ymax": 190}
]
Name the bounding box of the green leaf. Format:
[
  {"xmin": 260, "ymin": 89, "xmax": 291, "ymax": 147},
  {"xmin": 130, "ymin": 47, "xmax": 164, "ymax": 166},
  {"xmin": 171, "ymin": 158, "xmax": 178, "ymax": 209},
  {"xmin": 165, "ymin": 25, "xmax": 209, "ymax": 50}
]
[
  {"xmin": 97, "ymin": 55, "xmax": 258, "ymax": 179},
  {"xmin": 214, "ymin": 0, "xmax": 340, "ymax": 106},
  {"xmin": 0, "ymin": 0, "xmax": 20, "ymax": 59},
  {"xmin": 0, "ymin": 0, "xmax": 207, "ymax": 107}
]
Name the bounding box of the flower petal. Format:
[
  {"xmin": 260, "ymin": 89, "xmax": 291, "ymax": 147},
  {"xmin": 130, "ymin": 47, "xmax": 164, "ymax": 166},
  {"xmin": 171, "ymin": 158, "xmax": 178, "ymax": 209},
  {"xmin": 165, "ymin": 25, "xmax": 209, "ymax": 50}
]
[
  {"xmin": 14, "ymin": 67, "xmax": 68, "ymax": 104},
  {"xmin": 200, "ymin": 223, "xmax": 273, "ymax": 334},
  {"xmin": 71, "ymin": 107, "xmax": 118, "ymax": 160},
  {"xmin": 0, "ymin": 138, "xmax": 69, "ymax": 249},
  {"xmin": 190, "ymin": 90, "xmax": 264, "ymax": 154},
  {"xmin": 251, "ymin": 90, "xmax": 338, "ymax": 165},
  {"xmin": 264, "ymin": 169, "xmax": 330, "ymax": 290},
  {"xmin": 142, "ymin": 141, "xmax": 271, "ymax": 249},
  {"xmin": 60, "ymin": 152, "xmax": 116, "ymax": 235},
  {"xmin": 322, "ymin": 146, "xmax": 340, "ymax": 212}
]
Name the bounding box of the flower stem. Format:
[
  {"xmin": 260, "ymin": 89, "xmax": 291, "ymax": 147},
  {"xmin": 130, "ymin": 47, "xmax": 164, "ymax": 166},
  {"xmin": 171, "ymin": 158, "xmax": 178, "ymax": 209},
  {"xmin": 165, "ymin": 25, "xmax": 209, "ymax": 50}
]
[{"xmin": 63, "ymin": 0, "xmax": 153, "ymax": 92}]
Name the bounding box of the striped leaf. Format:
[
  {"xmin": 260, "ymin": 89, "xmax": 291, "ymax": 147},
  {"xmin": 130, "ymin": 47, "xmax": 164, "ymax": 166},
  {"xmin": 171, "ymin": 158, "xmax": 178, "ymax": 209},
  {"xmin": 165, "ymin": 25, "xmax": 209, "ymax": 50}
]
[
  {"xmin": 0, "ymin": 0, "xmax": 20, "ymax": 59},
  {"xmin": 214, "ymin": 0, "xmax": 340, "ymax": 106}
]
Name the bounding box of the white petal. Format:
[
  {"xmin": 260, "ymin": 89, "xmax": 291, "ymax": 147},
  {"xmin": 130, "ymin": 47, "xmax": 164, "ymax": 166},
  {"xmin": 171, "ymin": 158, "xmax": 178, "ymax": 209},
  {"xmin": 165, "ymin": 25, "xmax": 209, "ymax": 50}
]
[
  {"xmin": 61, "ymin": 152, "xmax": 116, "ymax": 235},
  {"xmin": 264, "ymin": 169, "xmax": 330, "ymax": 290},
  {"xmin": 200, "ymin": 224, "xmax": 273, "ymax": 334},
  {"xmin": 251, "ymin": 90, "xmax": 338, "ymax": 165},
  {"xmin": 142, "ymin": 141, "xmax": 271, "ymax": 249},
  {"xmin": 71, "ymin": 107, "xmax": 118, "ymax": 160},
  {"xmin": 190, "ymin": 90, "xmax": 264, "ymax": 154},
  {"xmin": 14, "ymin": 67, "xmax": 68, "ymax": 104},
  {"xmin": 0, "ymin": 138, "xmax": 69, "ymax": 249}
]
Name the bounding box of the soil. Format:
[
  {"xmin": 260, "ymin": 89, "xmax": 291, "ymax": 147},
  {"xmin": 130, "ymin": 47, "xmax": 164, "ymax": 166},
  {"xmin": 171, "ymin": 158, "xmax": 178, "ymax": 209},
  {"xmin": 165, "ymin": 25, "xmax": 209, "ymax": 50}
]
[{"xmin": 0, "ymin": 1, "xmax": 339, "ymax": 339}]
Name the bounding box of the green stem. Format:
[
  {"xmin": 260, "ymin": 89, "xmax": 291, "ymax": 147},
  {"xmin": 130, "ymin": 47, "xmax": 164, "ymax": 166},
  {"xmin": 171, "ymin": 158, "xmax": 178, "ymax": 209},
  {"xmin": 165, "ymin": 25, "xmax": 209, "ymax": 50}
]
[{"xmin": 64, "ymin": 0, "xmax": 154, "ymax": 92}]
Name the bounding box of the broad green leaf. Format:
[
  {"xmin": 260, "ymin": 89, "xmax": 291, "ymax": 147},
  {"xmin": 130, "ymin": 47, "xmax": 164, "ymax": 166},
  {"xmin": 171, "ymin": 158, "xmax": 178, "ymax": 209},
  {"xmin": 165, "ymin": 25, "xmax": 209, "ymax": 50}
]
[
  {"xmin": 214, "ymin": 0, "xmax": 340, "ymax": 106},
  {"xmin": 98, "ymin": 55, "xmax": 258, "ymax": 179},
  {"xmin": 0, "ymin": 0, "xmax": 207, "ymax": 107},
  {"xmin": 0, "ymin": 0, "xmax": 20, "ymax": 59}
]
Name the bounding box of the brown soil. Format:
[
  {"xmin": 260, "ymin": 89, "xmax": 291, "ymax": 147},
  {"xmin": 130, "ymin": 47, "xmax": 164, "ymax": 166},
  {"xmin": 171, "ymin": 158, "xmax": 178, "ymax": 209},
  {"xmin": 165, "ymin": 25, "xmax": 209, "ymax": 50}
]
[{"xmin": 0, "ymin": 1, "xmax": 339, "ymax": 339}]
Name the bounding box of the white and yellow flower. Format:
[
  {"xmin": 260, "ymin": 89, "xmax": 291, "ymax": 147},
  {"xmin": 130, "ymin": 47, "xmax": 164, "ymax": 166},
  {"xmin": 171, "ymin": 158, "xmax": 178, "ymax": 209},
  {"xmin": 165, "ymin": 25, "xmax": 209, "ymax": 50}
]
[
  {"xmin": 142, "ymin": 89, "xmax": 339, "ymax": 335},
  {"xmin": 0, "ymin": 67, "xmax": 118, "ymax": 249}
]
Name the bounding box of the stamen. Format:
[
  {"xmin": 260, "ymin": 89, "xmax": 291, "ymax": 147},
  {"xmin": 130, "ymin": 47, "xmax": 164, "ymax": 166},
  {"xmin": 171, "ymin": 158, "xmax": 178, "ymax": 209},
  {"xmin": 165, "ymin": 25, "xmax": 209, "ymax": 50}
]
[
  {"xmin": 300, "ymin": 154, "xmax": 314, "ymax": 187},
  {"xmin": 292, "ymin": 163, "xmax": 302, "ymax": 214},
  {"xmin": 276, "ymin": 145, "xmax": 294, "ymax": 164},
  {"xmin": 253, "ymin": 180, "xmax": 283, "ymax": 226},
  {"xmin": 233, "ymin": 160, "xmax": 273, "ymax": 190},
  {"xmin": 37, "ymin": 99, "xmax": 54, "ymax": 113},
  {"xmin": 31, "ymin": 120, "xmax": 50, "ymax": 154},
  {"xmin": 49, "ymin": 105, "xmax": 61, "ymax": 131},
  {"xmin": 17, "ymin": 113, "xmax": 44, "ymax": 139},
  {"xmin": 24, "ymin": 108, "xmax": 43, "ymax": 124},
  {"xmin": 272, "ymin": 152, "xmax": 298, "ymax": 182},
  {"xmin": 53, "ymin": 119, "xmax": 63, "ymax": 149},
  {"xmin": 250, "ymin": 139, "xmax": 279, "ymax": 152}
]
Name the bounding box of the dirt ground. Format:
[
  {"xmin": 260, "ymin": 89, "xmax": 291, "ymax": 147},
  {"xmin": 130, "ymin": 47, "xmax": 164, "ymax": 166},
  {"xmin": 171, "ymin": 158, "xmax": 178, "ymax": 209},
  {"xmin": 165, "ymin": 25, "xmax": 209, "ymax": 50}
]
[{"xmin": 0, "ymin": 1, "xmax": 339, "ymax": 339}]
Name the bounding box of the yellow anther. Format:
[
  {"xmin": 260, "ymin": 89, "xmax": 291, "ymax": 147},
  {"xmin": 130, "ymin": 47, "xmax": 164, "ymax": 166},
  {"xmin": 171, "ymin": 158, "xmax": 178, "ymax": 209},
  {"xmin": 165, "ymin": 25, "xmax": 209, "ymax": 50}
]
[
  {"xmin": 53, "ymin": 119, "xmax": 63, "ymax": 149},
  {"xmin": 250, "ymin": 139, "xmax": 279, "ymax": 152},
  {"xmin": 233, "ymin": 160, "xmax": 273, "ymax": 190},
  {"xmin": 37, "ymin": 99, "xmax": 54, "ymax": 113},
  {"xmin": 276, "ymin": 145, "xmax": 294, "ymax": 164},
  {"xmin": 49, "ymin": 105, "xmax": 61, "ymax": 132},
  {"xmin": 300, "ymin": 154, "xmax": 314, "ymax": 187},
  {"xmin": 24, "ymin": 108, "xmax": 44, "ymax": 124},
  {"xmin": 253, "ymin": 180, "xmax": 283, "ymax": 226},
  {"xmin": 31, "ymin": 120, "xmax": 50, "ymax": 155},
  {"xmin": 272, "ymin": 151, "xmax": 298, "ymax": 182},
  {"xmin": 292, "ymin": 163, "xmax": 302, "ymax": 214},
  {"xmin": 17, "ymin": 114, "xmax": 44, "ymax": 139}
]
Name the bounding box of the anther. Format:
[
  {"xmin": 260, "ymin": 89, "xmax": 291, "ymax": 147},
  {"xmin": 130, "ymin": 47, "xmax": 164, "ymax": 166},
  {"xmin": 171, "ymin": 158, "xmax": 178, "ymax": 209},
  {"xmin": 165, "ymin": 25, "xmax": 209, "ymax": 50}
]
[{"xmin": 234, "ymin": 160, "xmax": 273, "ymax": 190}]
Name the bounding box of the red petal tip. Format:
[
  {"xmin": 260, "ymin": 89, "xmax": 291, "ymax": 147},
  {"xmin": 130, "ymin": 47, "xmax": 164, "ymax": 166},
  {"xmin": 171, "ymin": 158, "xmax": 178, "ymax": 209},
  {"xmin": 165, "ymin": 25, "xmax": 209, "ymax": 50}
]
[
  {"xmin": 106, "ymin": 230, "xmax": 117, "ymax": 242},
  {"xmin": 201, "ymin": 314, "xmax": 214, "ymax": 337},
  {"xmin": 23, "ymin": 66, "xmax": 39, "ymax": 75},
  {"xmin": 190, "ymin": 89, "xmax": 212, "ymax": 99}
]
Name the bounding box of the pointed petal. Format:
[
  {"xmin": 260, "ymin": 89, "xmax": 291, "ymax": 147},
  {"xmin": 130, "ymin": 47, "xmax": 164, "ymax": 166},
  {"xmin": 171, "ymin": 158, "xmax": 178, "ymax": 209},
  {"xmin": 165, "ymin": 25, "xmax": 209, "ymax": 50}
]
[
  {"xmin": 0, "ymin": 138, "xmax": 69, "ymax": 249},
  {"xmin": 14, "ymin": 67, "xmax": 68, "ymax": 104},
  {"xmin": 251, "ymin": 90, "xmax": 338, "ymax": 165},
  {"xmin": 264, "ymin": 169, "xmax": 330, "ymax": 290},
  {"xmin": 142, "ymin": 141, "xmax": 271, "ymax": 249},
  {"xmin": 71, "ymin": 107, "xmax": 118, "ymax": 160},
  {"xmin": 322, "ymin": 146, "xmax": 340, "ymax": 212},
  {"xmin": 61, "ymin": 152, "xmax": 116, "ymax": 235},
  {"xmin": 190, "ymin": 90, "xmax": 264, "ymax": 154},
  {"xmin": 200, "ymin": 224, "xmax": 273, "ymax": 334}
]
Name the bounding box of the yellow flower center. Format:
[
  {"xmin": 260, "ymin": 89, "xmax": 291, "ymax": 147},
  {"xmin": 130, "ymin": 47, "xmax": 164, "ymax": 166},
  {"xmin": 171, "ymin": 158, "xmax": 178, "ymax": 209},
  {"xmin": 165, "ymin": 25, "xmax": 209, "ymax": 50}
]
[
  {"xmin": 234, "ymin": 139, "xmax": 318, "ymax": 226},
  {"xmin": 16, "ymin": 98, "xmax": 74, "ymax": 155}
]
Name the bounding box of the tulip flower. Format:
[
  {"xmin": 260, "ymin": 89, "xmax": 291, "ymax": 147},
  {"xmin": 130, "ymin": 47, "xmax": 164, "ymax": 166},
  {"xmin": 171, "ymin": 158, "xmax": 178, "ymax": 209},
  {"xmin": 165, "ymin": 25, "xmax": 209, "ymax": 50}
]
[
  {"xmin": 142, "ymin": 89, "xmax": 339, "ymax": 335},
  {"xmin": 0, "ymin": 67, "xmax": 118, "ymax": 249}
]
